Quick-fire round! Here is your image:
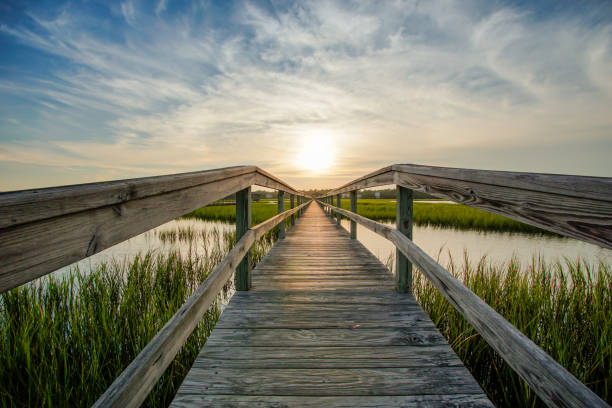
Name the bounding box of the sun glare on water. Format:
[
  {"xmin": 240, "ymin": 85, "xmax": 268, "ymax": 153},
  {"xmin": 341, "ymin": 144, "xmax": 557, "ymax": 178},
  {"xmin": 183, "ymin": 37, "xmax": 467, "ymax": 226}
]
[{"xmin": 297, "ymin": 132, "xmax": 335, "ymax": 172}]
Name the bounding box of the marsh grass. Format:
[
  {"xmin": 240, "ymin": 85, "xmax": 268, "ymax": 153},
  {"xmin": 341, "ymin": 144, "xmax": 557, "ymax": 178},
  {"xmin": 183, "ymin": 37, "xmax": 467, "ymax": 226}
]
[
  {"xmin": 339, "ymin": 199, "xmax": 552, "ymax": 234},
  {"xmin": 186, "ymin": 201, "xmax": 292, "ymax": 225},
  {"xmin": 409, "ymin": 252, "xmax": 611, "ymax": 407},
  {"xmin": 0, "ymin": 223, "xmax": 279, "ymax": 408},
  {"xmin": 189, "ymin": 199, "xmax": 549, "ymax": 234}
]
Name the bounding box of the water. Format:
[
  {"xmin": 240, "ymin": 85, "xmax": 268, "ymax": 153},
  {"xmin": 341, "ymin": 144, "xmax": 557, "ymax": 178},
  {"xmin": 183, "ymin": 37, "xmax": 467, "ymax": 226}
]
[
  {"xmin": 340, "ymin": 219, "xmax": 612, "ymax": 270},
  {"xmin": 51, "ymin": 219, "xmax": 234, "ymax": 279},
  {"xmin": 50, "ymin": 217, "xmax": 612, "ymax": 282}
]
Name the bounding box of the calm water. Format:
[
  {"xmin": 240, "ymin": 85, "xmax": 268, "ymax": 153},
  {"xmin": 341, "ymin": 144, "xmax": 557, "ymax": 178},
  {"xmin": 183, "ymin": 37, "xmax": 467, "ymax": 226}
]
[
  {"xmin": 51, "ymin": 217, "xmax": 612, "ymax": 280},
  {"xmin": 340, "ymin": 219, "xmax": 612, "ymax": 270},
  {"xmin": 51, "ymin": 219, "xmax": 234, "ymax": 278}
]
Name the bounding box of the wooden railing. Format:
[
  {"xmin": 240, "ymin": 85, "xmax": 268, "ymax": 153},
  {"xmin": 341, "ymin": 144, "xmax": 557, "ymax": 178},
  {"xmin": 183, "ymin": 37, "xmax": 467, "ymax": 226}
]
[
  {"xmin": 0, "ymin": 166, "xmax": 311, "ymax": 408},
  {"xmin": 318, "ymin": 163, "xmax": 611, "ymax": 408}
]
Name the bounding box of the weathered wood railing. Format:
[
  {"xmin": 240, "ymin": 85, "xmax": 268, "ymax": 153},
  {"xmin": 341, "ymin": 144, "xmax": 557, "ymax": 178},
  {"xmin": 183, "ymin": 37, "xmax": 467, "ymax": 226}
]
[
  {"xmin": 0, "ymin": 165, "xmax": 311, "ymax": 408},
  {"xmin": 318, "ymin": 163, "xmax": 611, "ymax": 408}
]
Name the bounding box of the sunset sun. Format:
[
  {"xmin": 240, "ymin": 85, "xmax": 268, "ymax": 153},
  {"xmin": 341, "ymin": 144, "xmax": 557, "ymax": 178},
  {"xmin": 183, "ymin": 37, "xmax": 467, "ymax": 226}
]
[{"xmin": 297, "ymin": 132, "xmax": 335, "ymax": 172}]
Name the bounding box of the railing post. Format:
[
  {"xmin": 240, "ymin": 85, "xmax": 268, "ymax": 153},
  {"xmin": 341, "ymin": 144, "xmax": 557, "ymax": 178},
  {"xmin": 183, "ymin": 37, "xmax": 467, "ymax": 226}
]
[
  {"xmin": 395, "ymin": 185, "xmax": 413, "ymax": 293},
  {"xmin": 350, "ymin": 190, "xmax": 357, "ymax": 239},
  {"xmin": 235, "ymin": 186, "xmax": 251, "ymax": 291},
  {"xmin": 278, "ymin": 190, "xmax": 285, "ymax": 239},
  {"xmin": 336, "ymin": 194, "xmax": 341, "ymax": 226},
  {"xmin": 290, "ymin": 194, "xmax": 295, "ymax": 226}
]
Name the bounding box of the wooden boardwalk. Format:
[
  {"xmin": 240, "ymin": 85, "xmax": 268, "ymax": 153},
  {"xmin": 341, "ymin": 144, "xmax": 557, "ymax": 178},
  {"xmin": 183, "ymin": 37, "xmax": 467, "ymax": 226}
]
[{"xmin": 171, "ymin": 204, "xmax": 492, "ymax": 407}]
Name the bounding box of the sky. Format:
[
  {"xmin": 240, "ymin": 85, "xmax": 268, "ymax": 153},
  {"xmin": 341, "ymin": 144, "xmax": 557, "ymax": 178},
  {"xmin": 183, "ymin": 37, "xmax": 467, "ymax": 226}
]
[{"xmin": 1, "ymin": 0, "xmax": 611, "ymax": 191}]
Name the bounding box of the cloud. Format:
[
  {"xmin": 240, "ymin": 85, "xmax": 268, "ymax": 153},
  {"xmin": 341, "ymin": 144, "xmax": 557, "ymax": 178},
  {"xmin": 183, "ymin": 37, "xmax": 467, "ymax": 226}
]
[
  {"xmin": 156, "ymin": 0, "xmax": 168, "ymax": 16},
  {"xmin": 0, "ymin": 0, "xmax": 611, "ymax": 189},
  {"xmin": 121, "ymin": 1, "xmax": 136, "ymax": 24}
]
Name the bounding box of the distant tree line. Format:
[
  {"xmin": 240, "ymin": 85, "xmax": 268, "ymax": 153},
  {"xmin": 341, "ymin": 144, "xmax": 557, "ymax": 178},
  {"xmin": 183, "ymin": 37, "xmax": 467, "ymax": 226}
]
[
  {"xmin": 211, "ymin": 189, "xmax": 436, "ymax": 204},
  {"xmin": 304, "ymin": 189, "xmax": 436, "ymax": 199}
]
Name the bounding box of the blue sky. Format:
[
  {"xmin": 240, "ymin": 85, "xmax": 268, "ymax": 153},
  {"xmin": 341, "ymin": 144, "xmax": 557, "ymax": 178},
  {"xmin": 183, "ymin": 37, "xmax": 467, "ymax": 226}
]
[{"xmin": 1, "ymin": 0, "xmax": 611, "ymax": 190}]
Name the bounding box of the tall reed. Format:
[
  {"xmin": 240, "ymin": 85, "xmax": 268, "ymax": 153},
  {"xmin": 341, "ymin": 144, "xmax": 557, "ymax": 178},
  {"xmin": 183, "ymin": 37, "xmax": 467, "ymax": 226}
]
[
  {"xmin": 186, "ymin": 201, "xmax": 291, "ymax": 225},
  {"xmin": 409, "ymin": 252, "xmax": 611, "ymax": 407},
  {"xmin": 338, "ymin": 199, "xmax": 552, "ymax": 234},
  {"xmin": 0, "ymin": 223, "xmax": 279, "ymax": 407}
]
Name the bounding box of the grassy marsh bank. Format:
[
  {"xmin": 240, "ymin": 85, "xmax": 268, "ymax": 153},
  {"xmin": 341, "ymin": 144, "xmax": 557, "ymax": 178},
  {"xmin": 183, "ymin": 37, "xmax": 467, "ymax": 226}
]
[
  {"xmin": 0, "ymin": 225, "xmax": 277, "ymax": 407},
  {"xmin": 186, "ymin": 200, "xmax": 292, "ymax": 225},
  {"xmin": 400, "ymin": 254, "xmax": 612, "ymax": 407},
  {"xmin": 341, "ymin": 199, "xmax": 551, "ymax": 234},
  {"xmin": 187, "ymin": 199, "xmax": 549, "ymax": 234}
]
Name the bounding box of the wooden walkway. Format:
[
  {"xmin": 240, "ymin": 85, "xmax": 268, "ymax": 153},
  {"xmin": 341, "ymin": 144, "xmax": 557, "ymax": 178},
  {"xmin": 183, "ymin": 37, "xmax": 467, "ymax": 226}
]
[{"xmin": 171, "ymin": 204, "xmax": 492, "ymax": 407}]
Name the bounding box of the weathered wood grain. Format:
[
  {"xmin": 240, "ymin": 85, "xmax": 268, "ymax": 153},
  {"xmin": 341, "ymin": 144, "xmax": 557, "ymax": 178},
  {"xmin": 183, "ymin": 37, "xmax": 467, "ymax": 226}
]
[
  {"xmin": 324, "ymin": 165, "xmax": 394, "ymax": 196},
  {"xmin": 0, "ymin": 166, "xmax": 302, "ymax": 229},
  {"xmin": 235, "ymin": 187, "xmax": 251, "ymax": 291},
  {"xmin": 320, "ymin": 201, "xmax": 609, "ymax": 408},
  {"xmin": 392, "ymin": 163, "xmax": 612, "ymax": 202},
  {"xmin": 290, "ymin": 194, "xmax": 295, "ymax": 226},
  {"xmin": 0, "ymin": 167, "xmax": 307, "ymax": 293},
  {"xmin": 171, "ymin": 394, "xmax": 494, "ymax": 408},
  {"xmin": 171, "ymin": 204, "xmax": 490, "ymax": 407},
  {"xmin": 205, "ymin": 327, "xmax": 448, "ymax": 347},
  {"xmin": 176, "ymin": 367, "xmax": 485, "ymax": 396},
  {"xmin": 253, "ymin": 168, "xmax": 301, "ymax": 196},
  {"xmin": 194, "ymin": 345, "xmax": 462, "ymax": 368},
  {"xmin": 350, "ymin": 190, "xmax": 357, "ymax": 239},
  {"xmin": 395, "ymin": 185, "xmax": 413, "ymax": 293},
  {"xmin": 0, "ymin": 172, "xmax": 256, "ymax": 292},
  {"xmin": 321, "ymin": 163, "xmax": 612, "ymax": 249},
  {"xmin": 92, "ymin": 199, "xmax": 308, "ymax": 408},
  {"xmin": 91, "ymin": 228, "xmax": 256, "ymax": 408},
  {"xmin": 225, "ymin": 290, "xmax": 418, "ymax": 305},
  {"xmin": 336, "ymin": 193, "xmax": 341, "ymax": 225},
  {"xmin": 277, "ymin": 190, "xmax": 285, "ymax": 239},
  {"xmin": 394, "ymin": 170, "xmax": 612, "ymax": 249},
  {"xmin": 0, "ymin": 166, "xmax": 255, "ymax": 228}
]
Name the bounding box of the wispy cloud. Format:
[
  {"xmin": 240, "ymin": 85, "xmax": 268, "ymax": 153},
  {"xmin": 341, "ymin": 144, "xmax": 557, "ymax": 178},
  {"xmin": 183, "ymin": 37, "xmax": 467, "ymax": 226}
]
[
  {"xmin": 0, "ymin": 0, "xmax": 611, "ymax": 189},
  {"xmin": 121, "ymin": 1, "xmax": 136, "ymax": 24}
]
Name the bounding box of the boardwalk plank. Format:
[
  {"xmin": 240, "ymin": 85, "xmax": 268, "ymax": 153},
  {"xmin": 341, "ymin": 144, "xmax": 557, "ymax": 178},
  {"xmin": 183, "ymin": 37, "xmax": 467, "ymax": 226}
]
[{"xmin": 171, "ymin": 204, "xmax": 491, "ymax": 407}]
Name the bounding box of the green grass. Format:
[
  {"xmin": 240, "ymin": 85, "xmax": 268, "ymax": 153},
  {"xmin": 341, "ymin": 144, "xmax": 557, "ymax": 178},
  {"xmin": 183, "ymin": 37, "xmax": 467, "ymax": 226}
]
[
  {"xmin": 0, "ymin": 226, "xmax": 277, "ymax": 407},
  {"xmin": 187, "ymin": 199, "xmax": 550, "ymax": 234},
  {"xmin": 399, "ymin": 253, "xmax": 612, "ymax": 407},
  {"xmin": 2, "ymin": 208, "xmax": 607, "ymax": 407},
  {"xmin": 337, "ymin": 199, "xmax": 551, "ymax": 234},
  {"xmin": 186, "ymin": 200, "xmax": 291, "ymax": 225}
]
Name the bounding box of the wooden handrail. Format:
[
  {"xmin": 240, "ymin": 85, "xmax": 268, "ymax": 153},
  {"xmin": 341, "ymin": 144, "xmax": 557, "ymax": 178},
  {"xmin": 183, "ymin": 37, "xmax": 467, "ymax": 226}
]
[
  {"xmin": 0, "ymin": 166, "xmax": 306, "ymax": 292},
  {"xmin": 321, "ymin": 163, "xmax": 612, "ymax": 249},
  {"xmin": 93, "ymin": 200, "xmax": 310, "ymax": 408},
  {"xmin": 317, "ymin": 200, "xmax": 608, "ymax": 408}
]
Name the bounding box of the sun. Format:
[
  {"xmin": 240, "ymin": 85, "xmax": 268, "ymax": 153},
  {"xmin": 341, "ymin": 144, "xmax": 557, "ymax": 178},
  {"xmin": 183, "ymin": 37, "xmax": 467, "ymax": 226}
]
[{"xmin": 297, "ymin": 132, "xmax": 335, "ymax": 172}]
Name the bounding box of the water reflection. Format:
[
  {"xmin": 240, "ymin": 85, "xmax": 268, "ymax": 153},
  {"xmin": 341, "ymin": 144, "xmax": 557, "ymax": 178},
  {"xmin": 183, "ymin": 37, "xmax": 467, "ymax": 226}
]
[
  {"xmin": 51, "ymin": 219, "xmax": 234, "ymax": 278},
  {"xmin": 340, "ymin": 219, "xmax": 612, "ymax": 270},
  {"xmin": 51, "ymin": 217, "xmax": 612, "ymax": 283}
]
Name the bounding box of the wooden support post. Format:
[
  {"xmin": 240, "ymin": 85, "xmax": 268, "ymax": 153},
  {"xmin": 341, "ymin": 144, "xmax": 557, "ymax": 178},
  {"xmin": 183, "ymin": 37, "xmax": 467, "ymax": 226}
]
[
  {"xmin": 278, "ymin": 191, "xmax": 285, "ymax": 239},
  {"xmin": 297, "ymin": 196, "xmax": 300, "ymax": 217},
  {"xmin": 290, "ymin": 194, "xmax": 295, "ymax": 226},
  {"xmin": 336, "ymin": 194, "xmax": 341, "ymax": 226},
  {"xmin": 235, "ymin": 187, "xmax": 251, "ymax": 291},
  {"xmin": 350, "ymin": 190, "xmax": 357, "ymax": 239},
  {"xmin": 395, "ymin": 185, "xmax": 413, "ymax": 293}
]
